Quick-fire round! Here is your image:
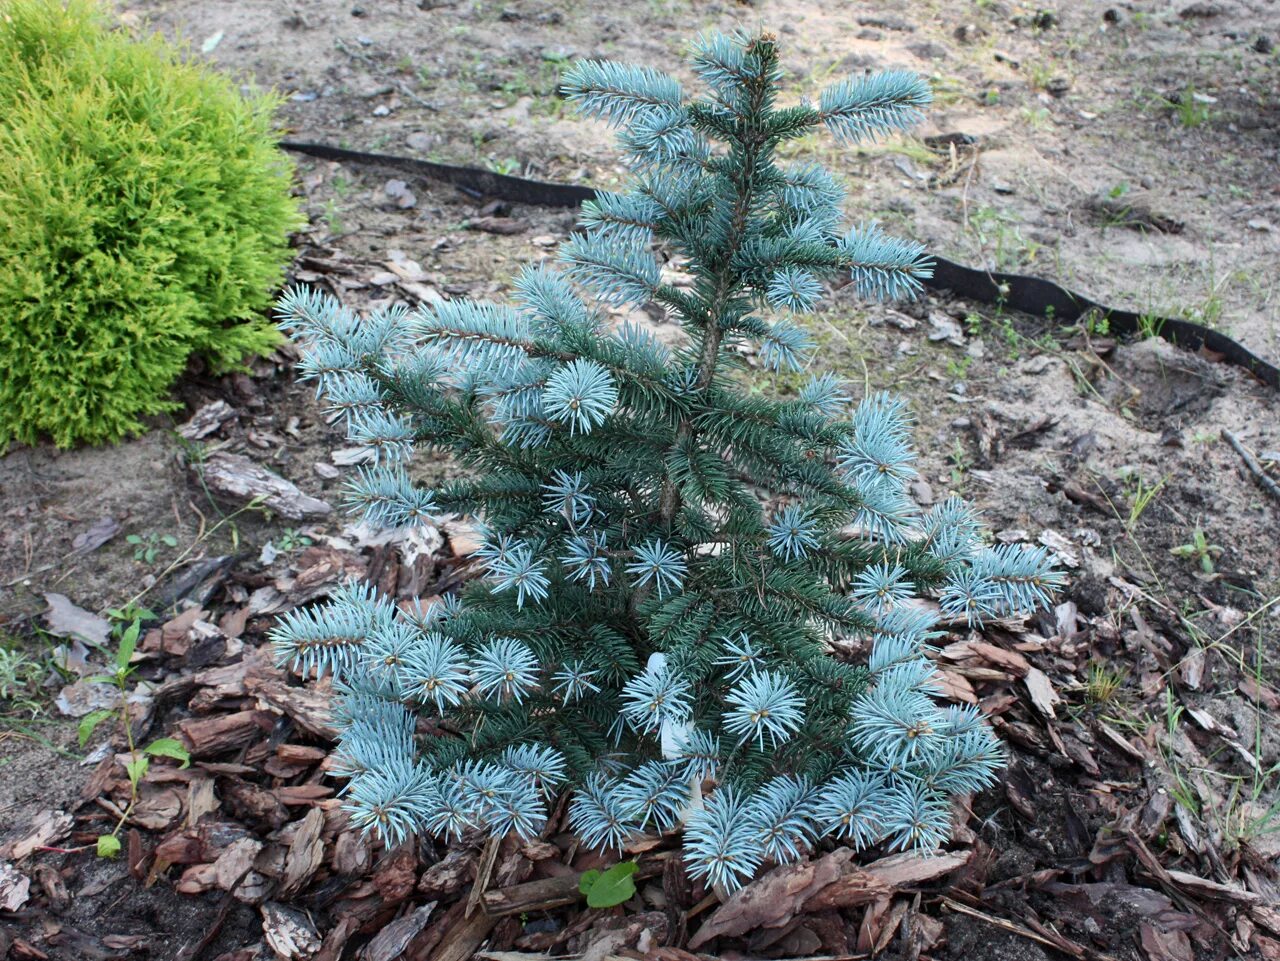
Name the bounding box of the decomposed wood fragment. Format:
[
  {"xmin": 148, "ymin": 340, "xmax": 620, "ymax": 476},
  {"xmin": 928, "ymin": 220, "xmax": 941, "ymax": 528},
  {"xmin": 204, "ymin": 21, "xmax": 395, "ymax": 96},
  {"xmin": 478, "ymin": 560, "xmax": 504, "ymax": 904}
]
[
  {"xmin": 1023, "ymin": 667, "xmax": 1062, "ymax": 717},
  {"xmin": 481, "ymin": 874, "xmax": 581, "ymax": 917},
  {"xmin": 202, "ymin": 453, "xmax": 332, "ymax": 520},
  {"xmin": 966, "ymin": 640, "xmax": 1031, "ymax": 676},
  {"xmin": 281, "ymin": 809, "xmax": 326, "ymax": 896},
  {"xmin": 333, "ymin": 832, "xmax": 373, "ymax": 877},
  {"xmin": 262, "ymin": 901, "xmax": 322, "ymax": 960},
  {"xmin": 691, "ymin": 848, "xmax": 857, "ymax": 947},
  {"xmin": 178, "ymin": 710, "xmax": 275, "ymax": 757},
  {"xmin": 245, "ymin": 674, "xmax": 339, "ymax": 740},
  {"xmin": 361, "ymin": 902, "xmax": 437, "ymax": 961}
]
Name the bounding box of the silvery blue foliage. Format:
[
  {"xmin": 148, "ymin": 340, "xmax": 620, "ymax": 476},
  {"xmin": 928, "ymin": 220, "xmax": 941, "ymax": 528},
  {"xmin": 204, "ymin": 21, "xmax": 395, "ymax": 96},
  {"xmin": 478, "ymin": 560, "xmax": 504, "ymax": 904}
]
[
  {"xmin": 270, "ymin": 30, "xmax": 1063, "ymax": 896},
  {"xmin": 723, "ymin": 670, "xmax": 806, "ymax": 749},
  {"xmin": 683, "ymin": 787, "xmax": 763, "ymax": 892}
]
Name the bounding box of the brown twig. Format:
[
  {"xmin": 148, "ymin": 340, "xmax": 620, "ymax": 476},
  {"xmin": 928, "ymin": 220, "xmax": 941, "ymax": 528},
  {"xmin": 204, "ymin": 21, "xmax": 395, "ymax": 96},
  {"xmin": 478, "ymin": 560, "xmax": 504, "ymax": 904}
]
[
  {"xmin": 1222, "ymin": 429, "xmax": 1280, "ymax": 503},
  {"xmin": 937, "ymin": 896, "xmax": 1111, "ymax": 961}
]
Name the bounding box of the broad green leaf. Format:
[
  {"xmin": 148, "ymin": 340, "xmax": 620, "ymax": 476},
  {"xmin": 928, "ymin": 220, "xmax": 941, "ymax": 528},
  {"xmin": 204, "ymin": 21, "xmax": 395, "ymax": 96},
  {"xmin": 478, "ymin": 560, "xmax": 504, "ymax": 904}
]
[
  {"xmin": 78, "ymin": 708, "xmax": 114, "ymax": 748},
  {"xmin": 124, "ymin": 755, "xmax": 150, "ymax": 788},
  {"xmin": 582, "ymin": 861, "xmax": 638, "ymax": 908},
  {"xmin": 144, "ymin": 737, "xmax": 191, "ymax": 769},
  {"xmin": 577, "ymin": 869, "xmax": 601, "ymax": 896},
  {"xmin": 97, "ymin": 834, "xmax": 121, "ymax": 858},
  {"xmin": 116, "ymin": 620, "xmax": 141, "ymax": 669}
]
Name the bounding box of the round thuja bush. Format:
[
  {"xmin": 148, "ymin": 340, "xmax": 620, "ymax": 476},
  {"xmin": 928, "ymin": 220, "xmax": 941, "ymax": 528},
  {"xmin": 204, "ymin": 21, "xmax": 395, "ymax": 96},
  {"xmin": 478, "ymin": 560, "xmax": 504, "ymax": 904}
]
[{"xmin": 0, "ymin": 0, "xmax": 303, "ymax": 447}]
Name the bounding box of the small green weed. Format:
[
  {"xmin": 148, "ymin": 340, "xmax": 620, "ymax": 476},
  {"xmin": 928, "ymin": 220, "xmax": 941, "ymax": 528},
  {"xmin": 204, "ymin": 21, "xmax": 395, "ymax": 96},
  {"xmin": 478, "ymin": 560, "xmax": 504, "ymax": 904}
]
[
  {"xmin": 1085, "ymin": 662, "xmax": 1126, "ymax": 704},
  {"xmin": 1170, "ymin": 526, "xmax": 1223, "ymax": 574},
  {"xmin": 1122, "ymin": 474, "xmax": 1166, "ymax": 532},
  {"xmin": 0, "ymin": 645, "xmax": 44, "ymax": 717},
  {"xmin": 1164, "ymin": 83, "xmax": 1212, "ymax": 128},
  {"xmin": 78, "ymin": 617, "xmax": 192, "ymax": 857},
  {"xmin": 126, "ymin": 531, "xmax": 178, "ymax": 565},
  {"xmin": 274, "ymin": 528, "xmax": 314, "ymax": 553}
]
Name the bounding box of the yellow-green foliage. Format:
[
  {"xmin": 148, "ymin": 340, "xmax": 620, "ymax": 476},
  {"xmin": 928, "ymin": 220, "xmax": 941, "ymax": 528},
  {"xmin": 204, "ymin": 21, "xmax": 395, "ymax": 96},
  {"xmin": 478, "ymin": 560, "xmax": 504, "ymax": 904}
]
[{"xmin": 0, "ymin": 0, "xmax": 303, "ymax": 447}]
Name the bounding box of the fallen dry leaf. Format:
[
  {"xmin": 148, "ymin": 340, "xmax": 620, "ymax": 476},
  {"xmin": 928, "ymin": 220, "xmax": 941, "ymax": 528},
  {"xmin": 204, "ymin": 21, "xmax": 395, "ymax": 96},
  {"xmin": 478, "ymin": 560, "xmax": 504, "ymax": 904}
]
[{"xmin": 43, "ymin": 593, "xmax": 110, "ymax": 646}]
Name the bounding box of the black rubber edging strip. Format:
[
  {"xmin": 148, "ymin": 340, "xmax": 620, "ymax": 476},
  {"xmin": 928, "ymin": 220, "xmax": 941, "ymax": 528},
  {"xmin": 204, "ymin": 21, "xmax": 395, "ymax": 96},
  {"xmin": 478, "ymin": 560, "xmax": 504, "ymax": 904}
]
[{"xmin": 281, "ymin": 140, "xmax": 1279, "ymax": 390}]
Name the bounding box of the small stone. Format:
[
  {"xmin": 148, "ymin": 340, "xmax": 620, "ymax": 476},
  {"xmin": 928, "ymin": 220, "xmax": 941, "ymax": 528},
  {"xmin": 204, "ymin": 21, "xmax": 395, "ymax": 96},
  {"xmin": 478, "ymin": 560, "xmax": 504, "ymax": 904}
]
[
  {"xmin": 927, "ymin": 312, "xmax": 965, "ymax": 347},
  {"xmin": 910, "ymin": 480, "xmax": 935, "ymax": 506},
  {"xmin": 1246, "ymin": 218, "xmax": 1273, "ymax": 232},
  {"xmin": 372, "ymin": 104, "xmax": 390, "ymax": 117},
  {"xmin": 908, "ymin": 41, "xmax": 949, "ymax": 61},
  {"xmin": 383, "ymin": 179, "xmax": 416, "ymax": 209},
  {"xmin": 992, "ymin": 181, "xmax": 1015, "ymax": 195},
  {"xmin": 1254, "ymin": 36, "xmax": 1274, "ymax": 54},
  {"xmin": 406, "ymin": 131, "xmax": 437, "ymax": 152},
  {"xmin": 530, "ymin": 234, "xmax": 559, "ymax": 247},
  {"xmin": 954, "ymin": 24, "xmax": 986, "ymax": 43},
  {"xmin": 314, "ymin": 462, "xmax": 341, "ymax": 480},
  {"xmin": 350, "ymin": 5, "xmax": 366, "ymax": 15},
  {"xmin": 1046, "ymin": 77, "xmax": 1071, "ymax": 97}
]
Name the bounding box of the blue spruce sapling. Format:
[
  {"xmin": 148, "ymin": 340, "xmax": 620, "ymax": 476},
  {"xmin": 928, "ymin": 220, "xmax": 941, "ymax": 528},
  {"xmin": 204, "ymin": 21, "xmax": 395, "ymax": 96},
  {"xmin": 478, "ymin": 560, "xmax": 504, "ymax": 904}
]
[{"xmin": 273, "ymin": 30, "xmax": 1062, "ymax": 893}]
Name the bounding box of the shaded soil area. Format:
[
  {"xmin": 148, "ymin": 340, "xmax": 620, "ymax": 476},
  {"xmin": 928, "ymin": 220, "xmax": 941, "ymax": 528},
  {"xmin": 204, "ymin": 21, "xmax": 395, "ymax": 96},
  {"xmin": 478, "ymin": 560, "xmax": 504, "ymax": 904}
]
[{"xmin": 1, "ymin": 1, "xmax": 1278, "ymax": 960}]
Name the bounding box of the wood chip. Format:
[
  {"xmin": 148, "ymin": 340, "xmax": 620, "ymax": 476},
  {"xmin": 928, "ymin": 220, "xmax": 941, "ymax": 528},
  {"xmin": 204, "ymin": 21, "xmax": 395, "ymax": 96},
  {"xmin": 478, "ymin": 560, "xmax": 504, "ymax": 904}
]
[
  {"xmin": 361, "ymin": 902, "xmax": 437, "ymax": 961},
  {"xmin": 262, "ymin": 901, "xmax": 322, "ymax": 959},
  {"xmin": 201, "ymin": 452, "xmax": 332, "ymax": 520},
  {"xmin": 966, "ymin": 640, "xmax": 1031, "ymax": 676},
  {"xmin": 690, "ymin": 849, "xmax": 856, "ymax": 947},
  {"xmin": 1164, "ymin": 869, "xmax": 1260, "ymax": 905},
  {"xmin": 179, "ymin": 401, "xmax": 238, "ymax": 440},
  {"xmin": 178, "ymin": 711, "xmax": 275, "ymax": 757},
  {"xmin": 281, "ymin": 809, "xmax": 326, "ymax": 896},
  {"xmin": 481, "ymin": 874, "xmax": 580, "ymax": 917},
  {"xmin": 1, "ymin": 811, "xmax": 73, "ymax": 861},
  {"xmin": 0, "ymin": 862, "xmax": 31, "ymax": 911},
  {"xmin": 1023, "ymin": 667, "xmax": 1061, "ymax": 718},
  {"xmin": 212, "ymin": 838, "xmax": 266, "ymax": 900},
  {"xmin": 245, "ymin": 673, "xmax": 339, "ymax": 740},
  {"xmin": 465, "ymin": 215, "xmax": 529, "ymax": 235},
  {"xmin": 864, "ymin": 850, "xmax": 972, "ymax": 887}
]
